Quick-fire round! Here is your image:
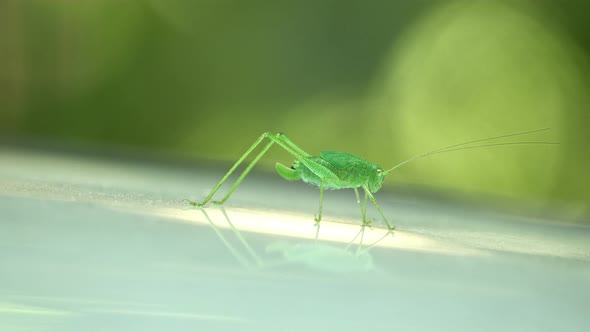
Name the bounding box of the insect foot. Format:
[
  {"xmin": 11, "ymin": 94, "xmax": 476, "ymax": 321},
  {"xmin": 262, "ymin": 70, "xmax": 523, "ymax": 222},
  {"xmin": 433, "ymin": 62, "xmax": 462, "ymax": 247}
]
[
  {"xmin": 183, "ymin": 199, "xmax": 205, "ymax": 207},
  {"xmin": 362, "ymin": 218, "xmax": 374, "ymax": 229}
]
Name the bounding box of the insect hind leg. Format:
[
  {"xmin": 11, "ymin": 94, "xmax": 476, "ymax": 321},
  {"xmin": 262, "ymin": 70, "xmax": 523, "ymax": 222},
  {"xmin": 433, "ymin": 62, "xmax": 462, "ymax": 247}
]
[
  {"xmin": 189, "ymin": 132, "xmax": 319, "ymax": 207},
  {"xmin": 275, "ymin": 133, "xmax": 312, "ymax": 158},
  {"xmin": 202, "ymin": 132, "xmax": 276, "ymax": 206}
]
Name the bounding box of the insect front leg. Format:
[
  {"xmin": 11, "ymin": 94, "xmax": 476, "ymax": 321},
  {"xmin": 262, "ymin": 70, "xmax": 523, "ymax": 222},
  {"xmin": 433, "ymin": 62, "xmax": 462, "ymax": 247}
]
[{"xmin": 362, "ymin": 185, "xmax": 395, "ymax": 233}]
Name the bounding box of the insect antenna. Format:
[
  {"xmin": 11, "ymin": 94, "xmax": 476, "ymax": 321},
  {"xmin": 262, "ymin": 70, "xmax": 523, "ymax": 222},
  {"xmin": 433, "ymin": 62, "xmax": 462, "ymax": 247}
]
[{"xmin": 384, "ymin": 128, "xmax": 558, "ymax": 174}]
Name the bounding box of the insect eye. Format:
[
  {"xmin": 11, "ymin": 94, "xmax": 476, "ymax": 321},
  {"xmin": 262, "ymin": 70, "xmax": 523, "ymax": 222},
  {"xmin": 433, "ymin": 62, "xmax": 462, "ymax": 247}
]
[{"xmin": 377, "ymin": 169, "xmax": 382, "ymax": 175}]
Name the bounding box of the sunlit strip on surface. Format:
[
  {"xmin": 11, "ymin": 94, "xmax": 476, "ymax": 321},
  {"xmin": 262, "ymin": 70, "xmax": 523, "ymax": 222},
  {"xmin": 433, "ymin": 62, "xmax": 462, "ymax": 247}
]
[{"xmin": 148, "ymin": 206, "xmax": 484, "ymax": 257}]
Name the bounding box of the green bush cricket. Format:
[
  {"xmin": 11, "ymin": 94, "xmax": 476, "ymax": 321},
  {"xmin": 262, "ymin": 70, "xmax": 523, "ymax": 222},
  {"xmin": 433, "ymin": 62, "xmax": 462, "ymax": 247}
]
[{"xmin": 186, "ymin": 128, "xmax": 557, "ymax": 236}]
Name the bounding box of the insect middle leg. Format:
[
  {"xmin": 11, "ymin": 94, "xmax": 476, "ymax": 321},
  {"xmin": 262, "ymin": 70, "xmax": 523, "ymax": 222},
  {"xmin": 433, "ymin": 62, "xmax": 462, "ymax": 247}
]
[
  {"xmin": 315, "ymin": 180, "xmax": 324, "ymax": 223},
  {"xmin": 353, "ymin": 187, "xmax": 371, "ymax": 227},
  {"xmin": 313, "ymin": 180, "xmax": 325, "ymax": 240}
]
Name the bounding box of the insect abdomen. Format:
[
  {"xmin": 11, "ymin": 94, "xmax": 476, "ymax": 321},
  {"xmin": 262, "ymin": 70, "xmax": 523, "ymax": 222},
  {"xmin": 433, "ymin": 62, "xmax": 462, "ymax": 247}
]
[{"xmin": 297, "ymin": 157, "xmax": 362, "ymax": 189}]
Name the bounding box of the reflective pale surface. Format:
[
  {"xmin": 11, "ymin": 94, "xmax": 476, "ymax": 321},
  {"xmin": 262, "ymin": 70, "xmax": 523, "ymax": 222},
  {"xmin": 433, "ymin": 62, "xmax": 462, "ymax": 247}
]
[{"xmin": 1, "ymin": 148, "xmax": 589, "ymax": 332}]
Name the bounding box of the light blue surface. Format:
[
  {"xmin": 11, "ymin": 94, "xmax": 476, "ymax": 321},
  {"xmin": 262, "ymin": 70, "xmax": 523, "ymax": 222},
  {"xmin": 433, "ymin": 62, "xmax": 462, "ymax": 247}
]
[{"xmin": 1, "ymin": 148, "xmax": 589, "ymax": 332}]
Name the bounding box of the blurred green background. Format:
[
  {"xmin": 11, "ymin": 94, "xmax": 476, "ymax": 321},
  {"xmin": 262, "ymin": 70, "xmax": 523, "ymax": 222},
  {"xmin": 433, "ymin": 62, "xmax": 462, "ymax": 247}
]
[{"xmin": 1, "ymin": 0, "xmax": 588, "ymax": 221}]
